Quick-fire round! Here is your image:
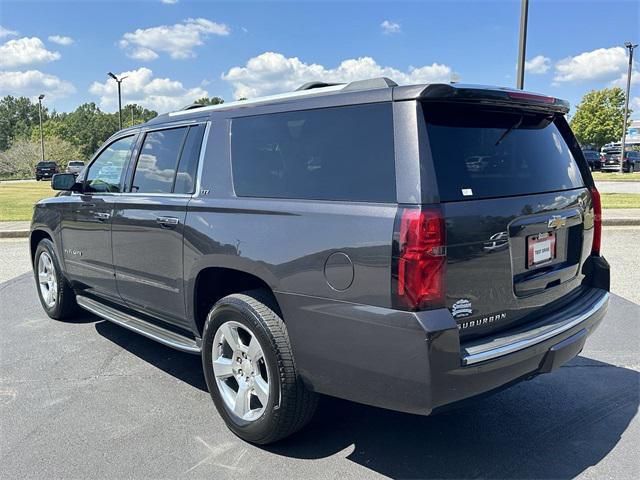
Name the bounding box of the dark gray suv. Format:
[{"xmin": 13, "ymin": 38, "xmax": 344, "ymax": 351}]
[{"xmin": 31, "ymin": 78, "xmax": 610, "ymax": 444}]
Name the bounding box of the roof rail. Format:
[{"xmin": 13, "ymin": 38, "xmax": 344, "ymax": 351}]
[
  {"xmin": 343, "ymin": 77, "xmax": 397, "ymax": 91},
  {"xmin": 296, "ymin": 81, "xmax": 345, "ymax": 91},
  {"xmin": 181, "ymin": 103, "xmax": 205, "ymax": 111}
]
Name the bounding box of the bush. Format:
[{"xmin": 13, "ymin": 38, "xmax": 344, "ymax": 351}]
[{"xmin": 0, "ymin": 136, "xmax": 84, "ymax": 179}]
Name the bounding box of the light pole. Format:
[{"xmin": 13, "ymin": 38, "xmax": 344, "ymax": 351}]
[
  {"xmin": 620, "ymin": 42, "xmax": 637, "ymax": 173},
  {"xmin": 37, "ymin": 94, "xmax": 45, "ymax": 163},
  {"xmin": 107, "ymin": 72, "xmax": 127, "ymax": 130},
  {"xmin": 516, "ymin": 0, "xmax": 529, "ymax": 89}
]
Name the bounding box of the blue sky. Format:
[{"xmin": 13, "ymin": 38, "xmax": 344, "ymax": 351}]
[{"xmin": 1, "ymin": 0, "xmax": 638, "ymax": 116}]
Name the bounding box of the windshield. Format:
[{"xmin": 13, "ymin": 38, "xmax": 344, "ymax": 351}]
[{"xmin": 423, "ymin": 103, "xmax": 584, "ymax": 201}]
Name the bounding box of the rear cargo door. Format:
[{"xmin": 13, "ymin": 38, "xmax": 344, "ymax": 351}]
[{"xmin": 422, "ymin": 102, "xmax": 596, "ymax": 340}]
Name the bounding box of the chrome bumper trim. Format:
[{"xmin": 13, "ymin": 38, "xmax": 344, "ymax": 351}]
[{"xmin": 462, "ymin": 291, "xmax": 609, "ymax": 366}]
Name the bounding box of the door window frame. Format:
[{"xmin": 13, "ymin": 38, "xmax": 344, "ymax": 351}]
[
  {"xmin": 122, "ymin": 121, "xmax": 208, "ymax": 197},
  {"xmin": 78, "ymin": 133, "xmax": 139, "ymax": 196}
]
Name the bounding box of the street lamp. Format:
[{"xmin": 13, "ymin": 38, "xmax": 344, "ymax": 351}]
[
  {"xmin": 37, "ymin": 94, "xmax": 45, "ymax": 163},
  {"xmin": 619, "ymin": 41, "xmax": 638, "ymax": 173},
  {"xmin": 516, "ymin": 0, "xmax": 529, "ymax": 90},
  {"xmin": 107, "ymin": 72, "xmax": 127, "ymax": 130}
]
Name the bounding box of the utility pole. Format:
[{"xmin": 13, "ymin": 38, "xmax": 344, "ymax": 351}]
[
  {"xmin": 620, "ymin": 42, "xmax": 637, "ymax": 173},
  {"xmin": 37, "ymin": 94, "xmax": 45, "ymax": 162},
  {"xmin": 516, "ymin": 0, "xmax": 529, "ymax": 90},
  {"xmin": 107, "ymin": 72, "xmax": 127, "ymax": 130}
]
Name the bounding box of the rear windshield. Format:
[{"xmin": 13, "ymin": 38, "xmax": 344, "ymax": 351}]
[
  {"xmin": 38, "ymin": 162, "xmax": 56, "ymax": 167},
  {"xmin": 424, "ymin": 103, "xmax": 584, "ymax": 201},
  {"xmin": 69, "ymin": 161, "xmax": 84, "ymax": 166}
]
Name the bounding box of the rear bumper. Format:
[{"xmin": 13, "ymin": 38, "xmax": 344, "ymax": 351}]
[{"xmin": 278, "ymin": 286, "xmax": 609, "ymax": 416}]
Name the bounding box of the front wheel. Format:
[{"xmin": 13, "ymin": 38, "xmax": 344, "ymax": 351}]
[
  {"xmin": 202, "ymin": 291, "xmax": 317, "ymax": 444},
  {"xmin": 33, "ymin": 238, "xmax": 78, "ymax": 319}
]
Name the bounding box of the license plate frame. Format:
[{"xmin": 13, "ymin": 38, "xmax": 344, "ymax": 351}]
[{"xmin": 527, "ymin": 232, "xmax": 556, "ymax": 268}]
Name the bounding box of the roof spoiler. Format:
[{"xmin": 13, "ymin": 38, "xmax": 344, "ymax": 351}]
[
  {"xmin": 295, "ymin": 77, "xmax": 397, "ymax": 92},
  {"xmin": 399, "ymin": 83, "xmax": 570, "ymax": 114}
]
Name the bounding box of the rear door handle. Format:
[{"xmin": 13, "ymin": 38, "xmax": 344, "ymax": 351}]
[
  {"xmin": 156, "ymin": 216, "xmax": 179, "ymax": 226},
  {"xmin": 95, "ymin": 212, "xmax": 111, "ymax": 221}
]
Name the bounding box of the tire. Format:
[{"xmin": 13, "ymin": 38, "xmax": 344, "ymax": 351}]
[
  {"xmin": 33, "ymin": 238, "xmax": 78, "ymax": 320},
  {"xmin": 202, "ymin": 291, "xmax": 317, "ymax": 444}
]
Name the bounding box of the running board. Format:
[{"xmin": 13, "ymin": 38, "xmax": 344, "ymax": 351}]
[{"xmin": 76, "ymin": 295, "xmax": 201, "ymax": 354}]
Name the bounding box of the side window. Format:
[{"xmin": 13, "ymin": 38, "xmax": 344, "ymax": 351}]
[
  {"xmin": 174, "ymin": 124, "xmax": 205, "ymax": 194},
  {"xmin": 85, "ymin": 136, "xmax": 135, "ymax": 193},
  {"xmin": 132, "ymin": 127, "xmax": 187, "ymax": 193},
  {"xmin": 230, "ymin": 103, "xmax": 396, "ymax": 202}
]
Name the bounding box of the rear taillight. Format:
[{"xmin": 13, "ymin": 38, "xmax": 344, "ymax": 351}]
[
  {"xmin": 392, "ymin": 206, "xmax": 446, "ymax": 311},
  {"xmin": 590, "ymin": 186, "xmax": 602, "ymax": 256}
]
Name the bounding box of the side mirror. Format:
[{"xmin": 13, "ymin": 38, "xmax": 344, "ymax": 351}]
[{"xmin": 52, "ymin": 173, "xmax": 81, "ymax": 192}]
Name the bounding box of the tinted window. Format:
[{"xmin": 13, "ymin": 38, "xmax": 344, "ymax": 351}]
[
  {"xmin": 231, "ymin": 103, "xmax": 395, "ymax": 202},
  {"xmin": 424, "ymin": 103, "xmax": 584, "ymax": 201},
  {"xmin": 132, "ymin": 128, "xmax": 187, "ymax": 193},
  {"xmin": 69, "ymin": 161, "xmax": 85, "ymax": 166},
  {"xmin": 85, "ymin": 136, "xmax": 134, "ymax": 193},
  {"xmin": 174, "ymin": 124, "xmax": 205, "ymax": 194}
]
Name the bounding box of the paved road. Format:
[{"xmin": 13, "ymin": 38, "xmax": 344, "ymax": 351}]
[
  {"xmin": 1, "ymin": 230, "xmax": 638, "ymax": 479},
  {"xmin": 596, "ymin": 181, "xmax": 640, "ymax": 194}
]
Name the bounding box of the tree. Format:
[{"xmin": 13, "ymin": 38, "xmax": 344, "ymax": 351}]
[
  {"xmin": 0, "ymin": 96, "xmax": 48, "ymax": 150},
  {"xmin": 0, "ymin": 136, "xmax": 82, "ymax": 178},
  {"xmin": 194, "ymin": 96, "xmax": 224, "ymax": 106},
  {"xmin": 122, "ymin": 103, "xmax": 158, "ymax": 128},
  {"xmin": 570, "ymin": 87, "xmax": 631, "ymax": 149}
]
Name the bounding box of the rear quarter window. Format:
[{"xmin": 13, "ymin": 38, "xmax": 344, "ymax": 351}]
[
  {"xmin": 424, "ymin": 103, "xmax": 584, "ymax": 201},
  {"xmin": 230, "ymin": 103, "xmax": 396, "ymax": 202}
]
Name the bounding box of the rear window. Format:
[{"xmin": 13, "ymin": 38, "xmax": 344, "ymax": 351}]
[
  {"xmin": 39, "ymin": 162, "xmax": 56, "ymax": 167},
  {"xmin": 424, "ymin": 103, "xmax": 584, "ymax": 201},
  {"xmin": 231, "ymin": 103, "xmax": 396, "ymax": 202},
  {"xmin": 69, "ymin": 161, "xmax": 84, "ymax": 166}
]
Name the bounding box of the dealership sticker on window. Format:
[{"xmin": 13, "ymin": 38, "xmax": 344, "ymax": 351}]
[{"xmin": 461, "ymin": 188, "xmax": 473, "ymax": 196}]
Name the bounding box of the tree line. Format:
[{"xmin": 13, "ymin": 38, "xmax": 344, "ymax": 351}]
[{"xmin": 0, "ymin": 95, "xmax": 223, "ymax": 179}]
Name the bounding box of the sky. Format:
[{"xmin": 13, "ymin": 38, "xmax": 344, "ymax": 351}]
[{"xmin": 0, "ymin": 0, "xmax": 638, "ymax": 117}]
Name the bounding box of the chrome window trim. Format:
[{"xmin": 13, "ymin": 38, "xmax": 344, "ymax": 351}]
[
  {"xmin": 462, "ymin": 291, "xmax": 609, "ymax": 366},
  {"xmin": 193, "ymin": 121, "xmax": 211, "ymax": 198}
]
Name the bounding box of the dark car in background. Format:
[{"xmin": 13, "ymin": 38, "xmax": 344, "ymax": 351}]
[
  {"xmin": 31, "ymin": 79, "xmax": 609, "ymax": 444},
  {"xmin": 34, "ymin": 161, "xmax": 58, "ymax": 180},
  {"xmin": 582, "ymin": 149, "xmax": 601, "ymax": 170},
  {"xmin": 65, "ymin": 160, "xmax": 85, "ymax": 175},
  {"xmin": 600, "ymin": 145, "xmax": 639, "ymax": 172}
]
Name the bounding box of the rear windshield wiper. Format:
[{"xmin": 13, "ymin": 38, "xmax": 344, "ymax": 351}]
[{"xmin": 495, "ymin": 116, "xmax": 523, "ymax": 146}]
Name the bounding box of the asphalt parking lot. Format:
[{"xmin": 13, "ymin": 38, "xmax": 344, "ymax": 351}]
[{"xmin": 1, "ymin": 229, "xmax": 639, "ymax": 479}]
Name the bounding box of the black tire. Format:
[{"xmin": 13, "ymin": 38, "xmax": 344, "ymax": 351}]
[
  {"xmin": 33, "ymin": 238, "xmax": 78, "ymax": 320},
  {"xmin": 202, "ymin": 291, "xmax": 317, "ymax": 444}
]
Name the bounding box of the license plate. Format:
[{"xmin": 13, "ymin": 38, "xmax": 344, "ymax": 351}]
[{"xmin": 527, "ymin": 232, "xmax": 556, "ymax": 267}]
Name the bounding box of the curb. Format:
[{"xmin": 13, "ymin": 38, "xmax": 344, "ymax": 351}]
[{"xmin": 0, "ymin": 230, "xmax": 30, "ymax": 239}]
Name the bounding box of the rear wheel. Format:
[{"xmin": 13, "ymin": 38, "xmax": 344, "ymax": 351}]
[
  {"xmin": 202, "ymin": 291, "xmax": 317, "ymax": 444},
  {"xmin": 33, "ymin": 239, "xmax": 78, "ymax": 320}
]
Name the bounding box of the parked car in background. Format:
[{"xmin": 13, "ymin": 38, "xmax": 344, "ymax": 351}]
[
  {"xmin": 600, "ymin": 145, "xmax": 639, "ymax": 172},
  {"xmin": 31, "ymin": 79, "xmax": 609, "ymax": 444},
  {"xmin": 65, "ymin": 161, "xmax": 85, "ymax": 175},
  {"xmin": 35, "ymin": 161, "xmax": 58, "ymax": 180},
  {"xmin": 581, "ymin": 150, "xmax": 601, "ymax": 170}
]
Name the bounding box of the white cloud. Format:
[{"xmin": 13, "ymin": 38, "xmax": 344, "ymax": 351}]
[
  {"xmin": 119, "ymin": 18, "xmax": 229, "ymax": 61},
  {"xmin": 0, "ymin": 25, "xmax": 18, "ymax": 38},
  {"xmin": 381, "ymin": 20, "xmax": 401, "ymax": 35},
  {"xmin": 554, "ymin": 46, "xmax": 628, "ymax": 83},
  {"xmin": 48, "ymin": 35, "xmax": 74, "ymax": 46},
  {"xmin": 89, "ymin": 67, "xmax": 208, "ymax": 113},
  {"xmin": 0, "ymin": 37, "xmax": 60, "ymax": 68},
  {"xmin": 610, "ymin": 69, "xmax": 640, "ymax": 87},
  {"xmin": 221, "ymin": 52, "xmax": 454, "ymax": 99},
  {"xmin": 0, "ymin": 70, "xmax": 76, "ymax": 100},
  {"xmin": 160, "ymin": 0, "xmax": 179, "ymax": 3},
  {"xmin": 524, "ymin": 55, "xmax": 550, "ymax": 74}
]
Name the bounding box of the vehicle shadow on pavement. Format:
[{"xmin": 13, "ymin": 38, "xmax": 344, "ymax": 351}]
[
  {"xmin": 266, "ymin": 356, "xmax": 639, "ymax": 479},
  {"xmin": 94, "ymin": 320, "xmax": 208, "ymax": 392}
]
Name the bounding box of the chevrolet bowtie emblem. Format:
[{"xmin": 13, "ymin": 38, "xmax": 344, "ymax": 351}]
[{"xmin": 547, "ymin": 215, "xmax": 567, "ymax": 229}]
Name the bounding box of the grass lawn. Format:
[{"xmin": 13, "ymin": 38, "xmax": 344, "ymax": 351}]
[
  {"xmin": 600, "ymin": 193, "xmax": 640, "ymax": 209},
  {"xmin": 592, "ymin": 172, "xmax": 640, "ymax": 182},
  {"xmin": 0, "ymin": 180, "xmax": 56, "ymax": 221}
]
